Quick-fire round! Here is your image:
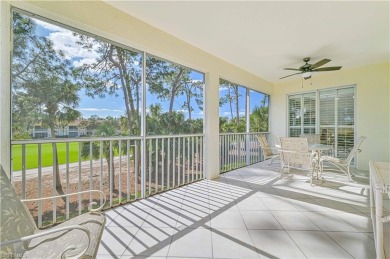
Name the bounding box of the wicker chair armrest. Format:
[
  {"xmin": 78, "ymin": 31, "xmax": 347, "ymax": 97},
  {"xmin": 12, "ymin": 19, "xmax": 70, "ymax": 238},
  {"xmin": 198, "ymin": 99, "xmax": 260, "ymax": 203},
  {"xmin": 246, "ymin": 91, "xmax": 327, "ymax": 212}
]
[
  {"xmin": 21, "ymin": 190, "xmax": 106, "ymax": 213},
  {"xmin": 0, "ymin": 225, "xmax": 90, "ymax": 259},
  {"xmin": 263, "ymin": 146, "xmax": 280, "ymax": 153},
  {"xmin": 279, "ymin": 149, "xmax": 312, "ymax": 156}
]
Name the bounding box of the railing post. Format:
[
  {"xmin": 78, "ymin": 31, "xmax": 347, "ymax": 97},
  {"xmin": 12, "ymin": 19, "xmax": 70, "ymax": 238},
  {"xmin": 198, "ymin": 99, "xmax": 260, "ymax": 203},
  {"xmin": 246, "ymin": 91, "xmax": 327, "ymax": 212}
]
[
  {"xmin": 65, "ymin": 143, "xmax": 69, "ymax": 220},
  {"xmin": 12, "ymin": 135, "xmax": 200, "ymax": 227},
  {"xmin": 246, "ymin": 133, "xmax": 251, "ymax": 166},
  {"xmin": 38, "ymin": 144, "xmax": 43, "ymax": 227}
]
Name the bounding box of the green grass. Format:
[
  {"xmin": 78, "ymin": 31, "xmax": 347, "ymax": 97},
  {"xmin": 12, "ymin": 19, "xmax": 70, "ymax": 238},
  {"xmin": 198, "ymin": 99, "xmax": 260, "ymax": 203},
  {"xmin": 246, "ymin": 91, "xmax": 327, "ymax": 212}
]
[{"xmin": 12, "ymin": 142, "xmax": 81, "ymax": 171}]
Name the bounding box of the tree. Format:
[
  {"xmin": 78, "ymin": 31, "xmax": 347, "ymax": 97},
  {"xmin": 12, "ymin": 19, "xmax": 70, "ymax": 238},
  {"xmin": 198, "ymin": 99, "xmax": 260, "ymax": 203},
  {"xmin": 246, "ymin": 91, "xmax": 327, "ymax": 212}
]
[
  {"xmin": 146, "ymin": 57, "xmax": 187, "ymax": 116},
  {"xmin": 75, "ymin": 35, "xmax": 145, "ymax": 190},
  {"xmin": 74, "ymin": 38, "xmax": 142, "ymax": 136},
  {"xmin": 79, "ymin": 115, "xmax": 101, "ymax": 136},
  {"xmin": 25, "ymin": 67, "xmax": 81, "ymax": 191},
  {"xmin": 250, "ymin": 106, "xmax": 269, "ymax": 132},
  {"xmin": 147, "ymin": 58, "xmax": 204, "ymax": 134},
  {"xmin": 12, "ymin": 13, "xmax": 50, "ymax": 138},
  {"xmin": 81, "ymin": 118, "xmax": 120, "ymax": 189},
  {"xmin": 11, "ymin": 93, "xmax": 39, "ymax": 139},
  {"xmin": 181, "ymin": 80, "xmax": 203, "ymax": 121},
  {"xmin": 219, "ymin": 79, "xmax": 244, "ymax": 132},
  {"xmin": 12, "ymin": 13, "xmax": 81, "ymax": 191}
]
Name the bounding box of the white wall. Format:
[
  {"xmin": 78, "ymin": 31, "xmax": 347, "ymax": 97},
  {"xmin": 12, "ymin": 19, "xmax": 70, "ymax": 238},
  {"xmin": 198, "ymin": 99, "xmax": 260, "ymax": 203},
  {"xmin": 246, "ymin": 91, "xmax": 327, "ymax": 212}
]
[{"xmin": 271, "ymin": 62, "xmax": 390, "ymax": 170}]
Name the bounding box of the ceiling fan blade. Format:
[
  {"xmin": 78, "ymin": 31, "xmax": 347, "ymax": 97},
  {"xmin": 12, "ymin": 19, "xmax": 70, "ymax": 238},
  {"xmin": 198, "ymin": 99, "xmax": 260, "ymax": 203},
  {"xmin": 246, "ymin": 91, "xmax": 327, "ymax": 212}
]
[
  {"xmin": 279, "ymin": 72, "xmax": 301, "ymax": 79},
  {"xmin": 284, "ymin": 68, "xmax": 302, "ymax": 71},
  {"xmin": 309, "ymin": 59, "xmax": 331, "ymax": 69},
  {"xmin": 312, "ymin": 66, "xmax": 342, "ymax": 72}
]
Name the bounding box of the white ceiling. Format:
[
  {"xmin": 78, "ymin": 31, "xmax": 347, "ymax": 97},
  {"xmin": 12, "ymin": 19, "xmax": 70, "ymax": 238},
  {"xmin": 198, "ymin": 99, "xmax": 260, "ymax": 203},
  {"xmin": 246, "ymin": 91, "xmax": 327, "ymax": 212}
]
[{"xmin": 105, "ymin": 1, "xmax": 389, "ymax": 83}]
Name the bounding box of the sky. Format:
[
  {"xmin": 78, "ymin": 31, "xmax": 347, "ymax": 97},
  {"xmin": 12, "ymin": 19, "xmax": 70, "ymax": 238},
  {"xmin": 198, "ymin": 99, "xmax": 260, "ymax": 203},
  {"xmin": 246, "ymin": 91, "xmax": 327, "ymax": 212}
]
[{"xmin": 26, "ymin": 13, "xmax": 267, "ymax": 121}]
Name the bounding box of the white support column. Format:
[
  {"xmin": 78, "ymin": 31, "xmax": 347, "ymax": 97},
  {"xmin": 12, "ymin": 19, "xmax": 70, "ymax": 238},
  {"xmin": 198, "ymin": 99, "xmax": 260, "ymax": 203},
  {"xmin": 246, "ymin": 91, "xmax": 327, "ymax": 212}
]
[
  {"xmin": 0, "ymin": 1, "xmax": 11, "ymax": 178},
  {"xmin": 204, "ymin": 72, "xmax": 220, "ymax": 180}
]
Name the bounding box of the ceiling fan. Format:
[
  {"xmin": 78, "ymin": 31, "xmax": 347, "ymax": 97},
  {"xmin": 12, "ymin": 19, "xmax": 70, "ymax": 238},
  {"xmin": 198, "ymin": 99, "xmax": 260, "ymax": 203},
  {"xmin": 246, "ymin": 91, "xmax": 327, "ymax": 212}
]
[{"xmin": 280, "ymin": 57, "xmax": 342, "ymax": 80}]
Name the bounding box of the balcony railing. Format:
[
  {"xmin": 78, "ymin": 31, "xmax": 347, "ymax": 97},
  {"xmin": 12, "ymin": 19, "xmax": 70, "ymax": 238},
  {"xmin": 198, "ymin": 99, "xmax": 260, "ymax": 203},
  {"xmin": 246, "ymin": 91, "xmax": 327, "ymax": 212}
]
[
  {"xmin": 219, "ymin": 132, "xmax": 268, "ymax": 173},
  {"xmin": 11, "ymin": 134, "xmax": 204, "ymax": 228}
]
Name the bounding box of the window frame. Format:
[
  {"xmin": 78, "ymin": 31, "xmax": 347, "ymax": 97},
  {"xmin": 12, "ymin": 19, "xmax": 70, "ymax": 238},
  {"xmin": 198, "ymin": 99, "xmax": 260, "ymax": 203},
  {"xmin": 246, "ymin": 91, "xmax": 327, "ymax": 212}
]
[
  {"xmin": 219, "ymin": 78, "xmax": 270, "ymax": 134},
  {"xmin": 11, "ymin": 7, "xmax": 206, "ymax": 138},
  {"xmin": 287, "ymin": 85, "xmax": 357, "ymax": 158}
]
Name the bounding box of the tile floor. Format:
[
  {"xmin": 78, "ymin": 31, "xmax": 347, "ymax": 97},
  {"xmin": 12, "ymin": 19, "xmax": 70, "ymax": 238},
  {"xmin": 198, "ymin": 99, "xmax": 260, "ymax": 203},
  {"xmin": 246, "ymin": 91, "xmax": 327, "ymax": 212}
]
[{"xmin": 97, "ymin": 162, "xmax": 387, "ymax": 259}]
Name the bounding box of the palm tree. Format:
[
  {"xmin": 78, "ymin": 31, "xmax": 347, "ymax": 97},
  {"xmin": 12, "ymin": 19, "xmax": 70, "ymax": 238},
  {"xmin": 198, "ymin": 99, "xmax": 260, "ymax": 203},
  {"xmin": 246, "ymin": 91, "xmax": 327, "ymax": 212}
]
[
  {"xmin": 250, "ymin": 106, "xmax": 269, "ymax": 132},
  {"xmin": 81, "ymin": 119, "xmax": 120, "ymax": 190}
]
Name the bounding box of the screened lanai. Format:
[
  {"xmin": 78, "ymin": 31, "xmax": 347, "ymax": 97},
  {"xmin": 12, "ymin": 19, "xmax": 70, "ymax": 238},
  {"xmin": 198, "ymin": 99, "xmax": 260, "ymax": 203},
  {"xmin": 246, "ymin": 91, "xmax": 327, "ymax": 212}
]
[{"xmin": 0, "ymin": 1, "xmax": 389, "ymax": 258}]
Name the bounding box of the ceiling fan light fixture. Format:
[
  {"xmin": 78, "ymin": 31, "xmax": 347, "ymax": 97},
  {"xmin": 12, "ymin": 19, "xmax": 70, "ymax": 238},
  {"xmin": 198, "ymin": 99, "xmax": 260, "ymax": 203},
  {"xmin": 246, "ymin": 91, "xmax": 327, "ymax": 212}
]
[
  {"xmin": 279, "ymin": 58, "xmax": 341, "ymax": 80},
  {"xmin": 302, "ymin": 71, "xmax": 312, "ymax": 78}
]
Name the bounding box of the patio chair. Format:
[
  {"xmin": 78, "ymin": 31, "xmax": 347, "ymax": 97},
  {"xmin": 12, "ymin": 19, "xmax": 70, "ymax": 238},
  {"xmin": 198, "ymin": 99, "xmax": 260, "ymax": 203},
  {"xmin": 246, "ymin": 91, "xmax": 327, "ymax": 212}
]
[
  {"xmin": 320, "ymin": 136, "xmax": 367, "ymax": 181},
  {"xmin": 299, "ymin": 134, "xmax": 321, "ymax": 145},
  {"xmin": 256, "ymin": 134, "xmax": 280, "ymax": 165},
  {"xmin": 279, "ymin": 137, "xmax": 318, "ymax": 184},
  {"xmin": 0, "ymin": 165, "xmax": 106, "ymax": 258},
  {"xmin": 301, "ymin": 133, "xmax": 334, "ymax": 156}
]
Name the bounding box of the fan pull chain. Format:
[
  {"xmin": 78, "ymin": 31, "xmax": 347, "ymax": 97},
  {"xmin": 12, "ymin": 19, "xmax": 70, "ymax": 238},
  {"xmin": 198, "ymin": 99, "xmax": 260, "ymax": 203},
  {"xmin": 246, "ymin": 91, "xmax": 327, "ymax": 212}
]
[{"xmin": 301, "ymin": 77, "xmax": 303, "ymax": 88}]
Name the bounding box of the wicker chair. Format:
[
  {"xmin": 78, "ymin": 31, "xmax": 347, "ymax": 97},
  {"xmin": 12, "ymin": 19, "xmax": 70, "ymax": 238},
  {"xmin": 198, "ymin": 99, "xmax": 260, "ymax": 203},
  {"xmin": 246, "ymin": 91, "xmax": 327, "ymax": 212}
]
[
  {"xmin": 256, "ymin": 134, "xmax": 280, "ymax": 165},
  {"xmin": 320, "ymin": 136, "xmax": 367, "ymax": 181},
  {"xmin": 299, "ymin": 134, "xmax": 321, "ymax": 145},
  {"xmin": 0, "ymin": 165, "xmax": 106, "ymax": 258},
  {"xmin": 279, "ymin": 137, "xmax": 318, "ymax": 183},
  {"xmin": 301, "ymin": 133, "xmax": 335, "ymax": 156}
]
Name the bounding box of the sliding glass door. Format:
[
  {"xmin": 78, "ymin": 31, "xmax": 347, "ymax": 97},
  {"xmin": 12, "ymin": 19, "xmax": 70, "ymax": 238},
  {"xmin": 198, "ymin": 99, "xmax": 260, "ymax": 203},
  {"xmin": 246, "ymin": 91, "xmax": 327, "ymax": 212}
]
[
  {"xmin": 319, "ymin": 87, "xmax": 355, "ymax": 159},
  {"xmin": 288, "ymin": 86, "xmax": 355, "ymax": 159}
]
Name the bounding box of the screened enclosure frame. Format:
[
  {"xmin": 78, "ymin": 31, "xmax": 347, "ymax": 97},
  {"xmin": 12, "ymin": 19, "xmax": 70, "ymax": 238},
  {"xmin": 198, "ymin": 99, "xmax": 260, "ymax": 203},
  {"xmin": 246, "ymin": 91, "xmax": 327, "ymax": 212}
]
[
  {"xmin": 9, "ymin": 7, "xmax": 206, "ymax": 201},
  {"xmin": 219, "ymin": 77, "xmax": 271, "ymax": 134}
]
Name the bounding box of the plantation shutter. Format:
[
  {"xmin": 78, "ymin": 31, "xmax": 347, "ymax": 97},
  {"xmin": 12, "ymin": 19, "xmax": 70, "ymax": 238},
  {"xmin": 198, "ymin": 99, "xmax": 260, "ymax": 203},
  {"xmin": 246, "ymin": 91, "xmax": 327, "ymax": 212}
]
[
  {"xmin": 319, "ymin": 87, "xmax": 355, "ymax": 159},
  {"xmin": 288, "ymin": 95, "xmax": 302, "ymax": 137},
  {"xmin": 319, "ymin": 90, "xmax": 336, "ymax": 145},
  {"xmin": 303, "ymin": 93, "xmax": 316, "ymax": 134},
  {"xmin": 289, "ymin": 87, "xmax": 355, "ymax": 160},
  {"xmin": 336, "ymin": 88, "xmax": 355, "ymax": 159}
]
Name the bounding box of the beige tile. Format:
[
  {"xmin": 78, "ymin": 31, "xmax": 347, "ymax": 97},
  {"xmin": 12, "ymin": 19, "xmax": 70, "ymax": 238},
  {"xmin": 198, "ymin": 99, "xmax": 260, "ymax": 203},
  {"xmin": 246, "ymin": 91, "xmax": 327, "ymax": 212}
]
[
  {"xmin": 271, "ymin": 211, "xmax": 320, "ymax": 230},
  {"xmin": 302, "ymin": 211, "xmax": 356, "ymax": 231},
  {"xmin": 210, "ymin": 210, "xmax": 247, "ymax": 229},
  {"xmin": 288, "ymin": 230, "xmax": 353, "ymax": 258},
  {"xmin": 168, "ymin": 228, "xmax": 212, "ymax": 258},
  {"xmin": 249, "ymin": 230, "xmax": 305, "ymax": 258},
  {"xmin": 212, "ymin": 228, "xmax": 259, "ymax": 259},
  {"xmin": 241, "ymin": 211, "xmax": 282, "ymax": 230},
  {"xmin": 123, "ymin": 227, "xmax": 175, "ymax": 257},
  {"xmin": 326, "ymin": 231, "xmax": 376, "ymax": 259}
]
